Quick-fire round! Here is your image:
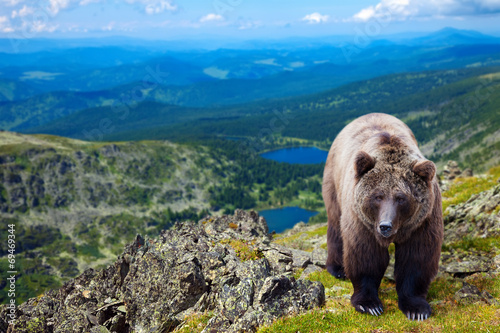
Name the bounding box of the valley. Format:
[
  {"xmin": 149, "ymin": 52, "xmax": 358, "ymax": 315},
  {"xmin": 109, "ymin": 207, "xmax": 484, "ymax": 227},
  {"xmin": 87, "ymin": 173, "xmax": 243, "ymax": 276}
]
[{"xmin": 1, "ymin": 28, "xmax": 500, "ymax": 308}]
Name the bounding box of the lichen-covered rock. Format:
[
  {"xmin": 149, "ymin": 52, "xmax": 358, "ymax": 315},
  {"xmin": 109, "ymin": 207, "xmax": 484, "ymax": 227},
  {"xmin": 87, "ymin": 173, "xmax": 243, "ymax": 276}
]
[
  {"xmin": 311, "ymin": 247, "xmax": 328, "ymax": 268},
  {"xmin": 0, "ymin": 211, "xmax": 325, "ymax": 333},
  {"xmin": 441, "ymin": 255, "xmax": 492, "ymax": 275},
  {"xmin": 289, "ymin": 249, "xmax": 313, "ymax": 268},
  {"xmin": 443, "ymin": 184, "xmax": 500, "ymax": 243},
  {"xmin": 203, "ymin": 275, "xmax": 324, "ymax": 333},
  {"xmin": 300, "ymin": 265, "xmax": 323, "ymax": 279},
  {"xmin": 493, "ymin": 254, "xmax": 500, "ymax": 273},
  {"xmin": 454, "ymin": 282, "xmax": 499, "ymax": 305}
]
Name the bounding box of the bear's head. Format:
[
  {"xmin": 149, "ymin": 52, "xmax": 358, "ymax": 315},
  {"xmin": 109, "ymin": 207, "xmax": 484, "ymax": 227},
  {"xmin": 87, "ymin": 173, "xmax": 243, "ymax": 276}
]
[{"xmin": 353, "ymin": 148, "xmax": 437, "ymax": 246}]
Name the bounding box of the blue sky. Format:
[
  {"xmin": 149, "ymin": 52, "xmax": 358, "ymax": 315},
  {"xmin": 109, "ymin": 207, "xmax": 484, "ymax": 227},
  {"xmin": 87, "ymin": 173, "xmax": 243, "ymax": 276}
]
[{"xmin": 1, "ymin": 0, "xmax": 500, "ymax": 39}]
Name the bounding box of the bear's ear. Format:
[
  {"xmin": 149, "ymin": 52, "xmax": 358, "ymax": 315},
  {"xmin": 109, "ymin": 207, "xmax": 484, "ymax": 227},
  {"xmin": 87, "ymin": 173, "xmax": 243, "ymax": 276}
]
[
  {"xmin": 355, "ymin": 151, "xmax": 375, "ymax": 179},
  {"xmin": 413, "ymin": 160, "xmax": 436, "ymax": 182}
]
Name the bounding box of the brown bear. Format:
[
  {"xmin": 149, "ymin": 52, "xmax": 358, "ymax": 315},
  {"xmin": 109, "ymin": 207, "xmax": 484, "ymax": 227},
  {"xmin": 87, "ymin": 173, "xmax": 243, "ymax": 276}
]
[{"xmin": 322, "ymin": 113, "xmax": 443, "ymax": 320}]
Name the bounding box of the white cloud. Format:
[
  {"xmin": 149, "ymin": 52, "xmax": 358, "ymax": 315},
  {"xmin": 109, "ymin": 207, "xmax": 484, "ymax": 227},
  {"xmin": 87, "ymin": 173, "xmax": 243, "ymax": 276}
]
[
  {"xmin": 125, "ymin": 0, "xmax": 177, "ymax": 15},
  {"xmin": 0, "ymin": 15, "xmax": 14, "ymax": 32},
  {"xmin": 79, "ymin": 0, "xmax": 102, "ymax": 5},
  {"xmin": 102, "ymin": 21, "xmax": 115, "ymax": 31},
  {"xmin": 21, "ymin": 19, "xmax": 58, "ymax": 32},
  {"xmin": 0, "ymin": 15, "xmax": 10, "ymax": 30},
  {"xmin": 6, "ymin": 0, "xmax": 104, "ymax": 20},
  {"xmin": 352, "ymin": 0, "xmax": 500, "ymax": 22},
  {"xmin": 48, "ymin": 0, "xmax": 71, "ymax": 15},
  {"xmin": 1, "ymin": 0, "xmax": 24, "ymax": 6},
  {"xmin": 11, "ymin": 5, "xmax": 34, "ymax": 18},
  {"xmin": 236, "ymin": 18, "xmax": 261, "ymax": 30},
  {"xmin": 200, "ymin": 13, "xmax": 224, "ymax": 23},
  {"xmin": 353, "ymin": 7, "xmax": 377, "ymax": 21},
  {"xmin": 302, "ymin": 12, "xmax": 329, "ymax": 24}
]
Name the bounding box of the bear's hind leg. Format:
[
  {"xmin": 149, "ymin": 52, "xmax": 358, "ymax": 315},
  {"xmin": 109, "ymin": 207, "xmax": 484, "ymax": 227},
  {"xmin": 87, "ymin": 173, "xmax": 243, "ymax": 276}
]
[
  {"xmin": 325, "ymin": 184, "xmax": 345, "ymax": 279},
  {"xmin": 344, "ymin": 227, "xmax": 389, "ymax": 316},
  {"xmin": 394, "ymin": 226, "xmax": 441, "ymax": 321},
  {"xmin": 326, "ymin": 221, "xmax": 345, "ymax": 279}
]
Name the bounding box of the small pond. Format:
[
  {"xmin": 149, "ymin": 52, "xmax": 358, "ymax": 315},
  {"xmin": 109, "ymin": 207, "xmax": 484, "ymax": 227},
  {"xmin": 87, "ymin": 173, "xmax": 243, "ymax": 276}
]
[
  {"xmin": 259, "ymin": 206, "xmax": 319, "ymax": 233},
  {"xmin": 260, "ymin": 147, "xmax": 328, "ymax": 164}
]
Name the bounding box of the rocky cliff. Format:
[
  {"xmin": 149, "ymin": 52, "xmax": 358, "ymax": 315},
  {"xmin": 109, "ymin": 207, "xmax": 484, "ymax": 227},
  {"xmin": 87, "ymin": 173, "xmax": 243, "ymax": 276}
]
[{"xmin": 0, "ymin": 210, "xmax": 326, "ymax": 333}]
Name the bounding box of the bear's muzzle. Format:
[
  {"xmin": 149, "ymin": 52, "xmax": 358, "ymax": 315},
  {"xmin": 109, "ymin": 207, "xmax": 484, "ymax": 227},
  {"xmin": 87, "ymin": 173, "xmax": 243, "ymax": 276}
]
[{"xmin": 378, "ymin": 221, "xmax": 393, "ymax": 238}]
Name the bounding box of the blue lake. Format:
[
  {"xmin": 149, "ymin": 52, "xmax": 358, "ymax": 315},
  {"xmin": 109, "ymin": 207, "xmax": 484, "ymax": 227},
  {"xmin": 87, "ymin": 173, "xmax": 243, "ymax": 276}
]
[
  {"xmin": 260, "ymin": 147, "xmax": 328, "ymax": 164},
  {"xmin": 259, "ymin": 206, "xmax": 319, "ymax": 233}
]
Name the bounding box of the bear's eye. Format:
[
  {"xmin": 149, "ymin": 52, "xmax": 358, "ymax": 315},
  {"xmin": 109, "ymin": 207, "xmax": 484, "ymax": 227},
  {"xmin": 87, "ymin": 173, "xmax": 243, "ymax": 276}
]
[
  {"xmin": 395, "ymin": 196, "xmax": 406, "ymax": 204},
  {"xmin": 375, "ymin": 195, "xmax": 384, "ymax": 202}
]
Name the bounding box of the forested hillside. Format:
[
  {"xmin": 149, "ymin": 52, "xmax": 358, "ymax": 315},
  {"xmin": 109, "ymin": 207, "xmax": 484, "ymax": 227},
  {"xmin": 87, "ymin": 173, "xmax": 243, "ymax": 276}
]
[
  {"xmin": 98, "ymin": 67, "xmax": 500, "ymax": 171},
  {"xmin": 0, "ymin": 132, "xmax": 219, "ymax": 302}
]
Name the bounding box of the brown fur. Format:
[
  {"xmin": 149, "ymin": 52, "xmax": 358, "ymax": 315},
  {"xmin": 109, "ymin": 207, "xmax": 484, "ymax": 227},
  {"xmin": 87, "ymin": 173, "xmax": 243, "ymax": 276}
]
[{"xmin": 322, "ymin": 113, "xmax": 443, "ymax": 319}]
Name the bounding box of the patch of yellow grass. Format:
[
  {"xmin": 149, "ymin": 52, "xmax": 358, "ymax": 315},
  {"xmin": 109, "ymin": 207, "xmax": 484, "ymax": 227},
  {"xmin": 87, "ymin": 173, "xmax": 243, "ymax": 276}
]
[
  {"xmin": 219, "ymin": 239, "xmax": 264, "ymax": 261},
  {"xmin": 175, "ymin": 311, "xmax": 213, "ymax": 333},
  {"xmin": 442, "ymin": 165, "xmax": 500, "ymax": 214},
  {"xmin": 306, "ymin": 226, "xmax": 328, "ymax": 238},
  {"xmin": 273, "ymin": 225, "xmax": 327, "ymax": 252}
]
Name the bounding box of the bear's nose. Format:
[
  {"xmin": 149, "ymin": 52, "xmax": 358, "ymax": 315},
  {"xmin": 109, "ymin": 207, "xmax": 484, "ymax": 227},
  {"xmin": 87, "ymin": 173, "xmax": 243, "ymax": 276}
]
[{"xmin": 379, "ymin": 221, "xmax": 392, "ymax": 235}]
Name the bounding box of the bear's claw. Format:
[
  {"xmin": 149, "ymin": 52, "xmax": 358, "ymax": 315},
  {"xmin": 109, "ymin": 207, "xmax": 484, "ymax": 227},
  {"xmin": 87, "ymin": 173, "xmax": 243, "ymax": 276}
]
[
  {"xmin": 399, "ymin": 297, "xmax": 432, "ymax": 320},
  {"xmin": 407, "ymin": 312, "xmax": 429, "ymax": 321},
  {"xmin": 356, "ymin": 304, "xmax": 383, "ymax": 316}
]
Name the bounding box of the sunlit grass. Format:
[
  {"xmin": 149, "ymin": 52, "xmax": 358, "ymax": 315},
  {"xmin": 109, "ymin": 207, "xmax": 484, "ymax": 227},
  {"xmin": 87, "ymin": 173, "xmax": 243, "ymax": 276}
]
[
  {"xmin": 442, "ymin": 236, "xmax": 500, "ymax": 254},
  {"xmin": 258, "ymin": 270, "xmax": 500, "ymax": 333},
  {"xmin": 219, "ymin": 239, "xmax": 264, "ymax": 261},
  {"xmin": 273, "ymin": 224, "xmax": 327, "ymax": 252},
  {"xmin": 176, "ymin": 311, "xmax": 213, "ymax": 333},
  {"xmin": 442, "ymin": 165, "xmax": 500, "ymax": 214},
  {"xmin": 306, "ymin": 225, "xmax": 328, "ymax": 238}
]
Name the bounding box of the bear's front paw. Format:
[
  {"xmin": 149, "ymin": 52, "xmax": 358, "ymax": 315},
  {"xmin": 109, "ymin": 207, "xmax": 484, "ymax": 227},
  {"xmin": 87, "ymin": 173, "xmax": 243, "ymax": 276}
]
[
  {"xmin": 327, "ymin": 264, "xmax": 346, "ymax": 279},
  {"xmin": 399, "ymin": 297, "xmax": 432, "ymax": 321},
  {"xmin": 351, "ymin": 294, "xmax": 383, "ymax": 316}
]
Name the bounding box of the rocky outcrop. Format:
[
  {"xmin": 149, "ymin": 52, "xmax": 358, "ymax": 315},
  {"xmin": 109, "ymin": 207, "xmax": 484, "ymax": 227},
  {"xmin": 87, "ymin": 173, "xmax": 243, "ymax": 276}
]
[
  {"xmin": 442, "ymin": 160, "xmax": 471, "ymax": 181},
  {"xmin": 440, "ymin": 160, "xmax": 474, "ymax": 191},
  {"xmin": 454, "ymin": 280, "xmax": 499, "ymax": 306},
  {"xmin": 443, "ymin": 184, "xmax": 500, "ymax": 242},
  {"xmin": 0, "ymin": 211, "xmax": 325, "ymax": 333}
]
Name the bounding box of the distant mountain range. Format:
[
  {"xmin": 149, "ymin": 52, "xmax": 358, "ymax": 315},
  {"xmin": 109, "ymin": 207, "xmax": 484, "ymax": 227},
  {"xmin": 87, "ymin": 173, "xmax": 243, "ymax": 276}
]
[
  {"xmin": 1, "ymin": 28, "xmax": 500, "ymax": 134},
  {"xmin": 408, "ymin": 27, "xmax": 500, "ymax": 46},
  {"xmin": 1, "ymin": 28, "xmax": 500, "ymax": 97},
  {"xmin": 1, "ymin": 27, "xmax": 500, "ymax": 172}
]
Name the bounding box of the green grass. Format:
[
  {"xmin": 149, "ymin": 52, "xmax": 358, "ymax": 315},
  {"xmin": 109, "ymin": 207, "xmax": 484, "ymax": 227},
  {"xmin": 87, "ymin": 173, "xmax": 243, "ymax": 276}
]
[
  {"xmin": 258, "ymin": 303, "xmax": 500, "ymax": 333},
  {"xmin": 172, "ymin": 311, "xmax": 214, "ymax": 333},
  {"xmin": 306, "ymin": 226, "xmax": 328, "ymax": 238},
  {"xmin": 306, "ymin": 270, "xmax": 351, "ymax": 291},
  {"xmin": 442, "ymin": 236, "xmax": 500, "ymax": 254},
  {"xmin": 273, "ymin": 224, "xmax": 328, "ymax": 252},
  {"xmin": 219, "ymin": 239, "xmax": 264, "ymax": 261},
  {"xmin": 258, "ymin": 271, "xmax": 500, "ymax": 333},
  {"xmin": 442, "ymin": 165, "xmax": 500, "ymax": 214},
  {"xmin": 273, "ymin": 232, "xmax": 312, "ymax": 252}
]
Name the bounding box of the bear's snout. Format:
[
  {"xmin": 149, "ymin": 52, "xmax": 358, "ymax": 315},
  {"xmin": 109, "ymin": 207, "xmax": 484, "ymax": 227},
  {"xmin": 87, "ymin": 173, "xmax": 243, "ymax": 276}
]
[{"xmin": 378, "ymin": 221, "xmax": 393, "ymax": 238}]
